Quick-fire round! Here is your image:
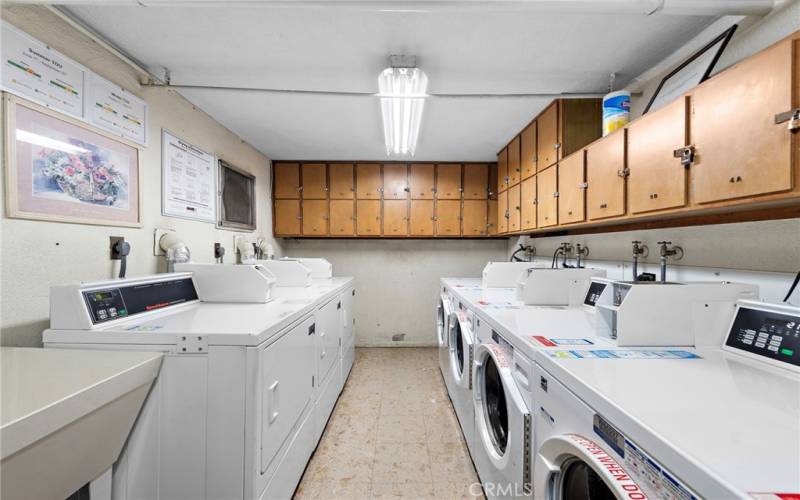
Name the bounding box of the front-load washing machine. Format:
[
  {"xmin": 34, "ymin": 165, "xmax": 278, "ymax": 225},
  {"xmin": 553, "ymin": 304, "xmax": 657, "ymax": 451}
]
[
  {"xmin": 472, "ymin": 337, "xmax": 531, "ymax": 499},
  {"xmin": 439, "ymin": 290, "xmax": 456, "ymax": 392},
  {"xmin": 448, "ymin": 306, "xmax": 478, "ymax": 454}
]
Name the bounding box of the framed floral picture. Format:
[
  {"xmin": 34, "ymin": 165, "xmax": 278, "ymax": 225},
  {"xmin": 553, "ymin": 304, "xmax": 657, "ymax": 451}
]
[{"xmin": 4, "ymin": 93, "xmax": 141, "ymax": 227}]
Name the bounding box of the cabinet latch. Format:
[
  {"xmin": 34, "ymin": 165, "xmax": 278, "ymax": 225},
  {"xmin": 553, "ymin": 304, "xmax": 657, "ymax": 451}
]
[
  {"xmin": 673, "ymin": 145, "xmax": 695, "ymax": 167},
  {"xmin": 578, "ymin": 182, "xmax": 588, "ymax": 189},
  {"xmin": 775, "ymin": 108, "xmax": 800, "ymax": 131},
  {"xmin": 617, "ymin": 168, "xmax": 630, "ymax": 178},
  {"xmin": 553, "ymin": 191, "xmax": 560, "ymax": 198}
]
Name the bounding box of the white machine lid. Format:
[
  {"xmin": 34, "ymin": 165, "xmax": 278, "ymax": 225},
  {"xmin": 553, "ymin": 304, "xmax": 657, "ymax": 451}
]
[{"xmin": 535, "ymin": 348, "xmax": 800, "ymax": 496}]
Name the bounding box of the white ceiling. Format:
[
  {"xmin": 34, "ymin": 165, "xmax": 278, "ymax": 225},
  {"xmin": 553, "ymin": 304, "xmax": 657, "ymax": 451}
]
[{"xmin": 67, "ymin": 5, "xmax": 718, "ymax": 161}]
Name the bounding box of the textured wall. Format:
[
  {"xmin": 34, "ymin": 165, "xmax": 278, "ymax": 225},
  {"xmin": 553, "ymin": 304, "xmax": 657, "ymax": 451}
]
[
  {"xmin": 282, "ymin": 239, "xmax": 508, "ymax": 346},
  {"xmin": 0, "ymin": 6, "xmax": 282, "ymax": 346}
]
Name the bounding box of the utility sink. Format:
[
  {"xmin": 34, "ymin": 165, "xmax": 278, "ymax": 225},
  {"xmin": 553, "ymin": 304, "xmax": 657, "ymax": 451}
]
[{"xmin": 1, "ymin": 347, "xmax": 162, "ymax": 500}]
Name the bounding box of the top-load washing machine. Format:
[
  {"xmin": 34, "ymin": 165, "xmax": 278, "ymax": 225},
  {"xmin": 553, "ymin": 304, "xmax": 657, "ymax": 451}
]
[
  {"xmin": 448, "ymin": 303, "xmax": 479, "ymax": 455},
  {"xmin": 533, "ymin": 299, "xmax": 800, "ymax": 499}
]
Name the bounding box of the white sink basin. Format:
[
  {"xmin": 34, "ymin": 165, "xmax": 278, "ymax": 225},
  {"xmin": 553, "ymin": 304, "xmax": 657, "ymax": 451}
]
[{"xmin": 1, "ymin": 347, "xmax": 163, "ymax": 500}]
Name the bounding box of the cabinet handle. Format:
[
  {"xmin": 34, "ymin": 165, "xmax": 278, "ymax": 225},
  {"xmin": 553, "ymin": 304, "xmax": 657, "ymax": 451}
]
[
  {"xmin": 578, "ymin": 182, "xmax": 588, "ymax": 189},
  {"xmin": 600, "ymin": 203, "xmax": 608, "ymax": 209},
  {"xmin": 298, "ymin": 186, "xmax": 303, "ymax": 191},
  {"xmin": 729, "ymin": 176, "xmax": 743, "ymax": 183},
  {"xmin": 554, "ymin": 143, "xmax": 561, "ymax": 150},
  {"xmin": 617, "ymin": 168, "xmax": 630, "ymax": 178},
  {"xmin": 404, "ymin": 187, "xmax": 410, "ymax": 192},
  {"xmin": 553, "ymin": 192, "xmax": 560, "ymax": 198},
  {"xmin": 649, "ymin": 193, "xmax": 659, "ymax": 199}
]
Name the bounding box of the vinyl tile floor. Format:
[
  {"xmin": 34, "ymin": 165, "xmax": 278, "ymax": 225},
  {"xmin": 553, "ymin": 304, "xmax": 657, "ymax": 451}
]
[{"xmin": 294, "ymin": 347, "xmax": 485, "ymax": 500}]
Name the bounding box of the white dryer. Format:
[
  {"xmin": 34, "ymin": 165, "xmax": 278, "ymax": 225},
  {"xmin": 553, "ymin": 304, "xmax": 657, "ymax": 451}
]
[{"xmin": 448, "ymin": 305, "xmax": 478, "ymax": 454}]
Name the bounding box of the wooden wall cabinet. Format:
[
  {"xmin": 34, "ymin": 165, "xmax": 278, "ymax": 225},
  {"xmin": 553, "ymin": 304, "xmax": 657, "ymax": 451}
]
[
  {"xmin": 356, "ymin": 200, "xmax": 381, "ymax": 235},
  {"xmin": 628, "ymin": 97, "xmax": 688, "ymax": 214},
  {"xmin": 521, "ymin": 122, "xmax": 536, "ymax": 179},
  {"xmin": 437, "ymin": 164, "xmax": 462, "ymax": 199},
  {"xmin": 520, "ymin": 175, "xmax": 537, "ymax": 230},
  {"xmin": 463, "ymin": 163, "xmax": 489, "ymax": 199},
  {"xmin": 558, "ymin": 151, "xmax": 586, "ymax": 225},
  {"xmin": 301, "ymin": 163, "xmax": 327, "ymax": 199},
  {"xmin": 497, "ymin": 190, "xmax": 509, "ymax": 233},
  {"xmin": 274, "ymin": 199, "xmax": 301, "ymax": 235},
  {"xmin": 329, "ymin": 200, "xmax": 355, "ymax": 236},
  {"xmin": 497, "ymin": 148, "xmax": 509, "ymax": 192},
  {"xmin": 507, "ymin": 183, "xmax": 521, "ymax": 232},
  {"xmin": 536, "ymin": 99, "xmax": 602, "ymax": 172},
  {"xmin": 410, "ymin": 200, "xmax": 435, "ymax": 236},
  {"xmin": 537, "ymin": 103, "xmax": 559, "ymax": 171},
  {"xmin": 463, "ymin": 200, "xmax": 488, "ymax": 236},
  {"xmin": 586, "ymin": 129, "xmax": 626, "ymax": 220},
  {"xmin": 383, "ymin": 164, "xmax": 409, "ymax": 200},
  {"xmin": 329, "ymin": 164, "xmax": 354, "ymax": 199},
  {"xmin": 488, "ymin": 199, "xmax": 498, "ymax": 235},
  {"xmin": 356, "ymin": 163, "xmax": 382, "ymax": 199},
  {"xmin": 436, "ymin": 200, "xmax": 461, "ymax": 236},
  {"xmin": 507, "ymin": 136, "xmax": 521, "ymax": 186},
  {"xmin": 537, "ymin": 165, "xmax": 558, "ymax": 228},
  {"xmin": 302, "ymin": 200, "xmax": 328, "ymax": 235},
  {"xmin": 409, "ymin": 164, "xmax": 435, "ymax": 199},
  {"xmin": 274, "ymin": 163, "xmax": 301, "ymax": 199},
  {"xmin": 383, "ymin": 200, "xmax": 409, "ymax": 236}
]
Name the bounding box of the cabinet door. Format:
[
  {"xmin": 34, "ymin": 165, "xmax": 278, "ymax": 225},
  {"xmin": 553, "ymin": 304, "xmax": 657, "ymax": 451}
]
[
  {"xmin": 487, "ymin": 199, "xmax": 498, "ymax": 235},
  {"xmin": 497, "ymin": 148, "xmax": 508, "ymax": 192},
  {"xmin": 329, "ymin": 200, "xmax": 355, "ymax": 236},
  {"xmin": 302, "ymin": 200, "xmax": 328, "ymax": 235},
  {"xmin": 409, "ymin": 164, "xmax": 435, "ymax": 199},
  {"xmin": 383, "ymin": 164, "xmax": 409, "ymax": 200},
  {"xmin": 691, "ymin": 39, "xmax": 793, "ymax": 204},
  {"xmin": 497, "ymin": 189, "xmax": 508, "ymax": 233},
  {"xmin": 383, "ymin": 200, "xmax": 408, "ymax": 236},
  {"xmin": 488, "ymin": 163, "xmax": 498, "ymax": 200},
  {"xmin": 507, "ymin": 183, "xmax": 521, "ymax": 232},
  {"xmin": 537, "ymin": 165, "xmax": 558, "ymax": 228},
  {"xmin": 537, "ymin": 102, "xmax": 559, "ymax": 170},
  {"xmin": 520, "ymin": 175, "xmax": 537, "ymax": 230},
  {"xmin": 301, "ymin": 163, "xmax": 327, "ymax": 199},
  {"xmin": 274, "ymin": 199, "xmax": 301, "ymax": 235},
  {"xmin": 521, "ymin": 122, "xmax": 536, "ymax": 179},
  {"xmin": 436, "ymin": 200, "xmax": 461, "ymax": 236},
  {"xmin": 329, "ymin": 164, "xmax": 354, "ymax": 199},
  {"xmin": 356, "ymin": 163, "xmax": 382, "ymax": 199},
  {"xmin": 356, "ymin": 200, "xmax": 381, "ymax": 235},
  {"xmin": 437, "ymin": 164, "xmax": 462, "ymax": 200},
  {"xmin": 628, "ymin": 97, "xmax": 688, "ymax": 214},
  {"xmin": 409, "ymin": 200, "xmax": 434, "ymax": 236},
  {"xmin": 463, "ymin": 163, "xmax": 488, "ymax": 199},
  {"xmin": 587, "ymin": 130, "xmax": 626, "ymax": 220},
  {"xmin": 463, "ymin": 200, "xmax": 488, "ymax": 236},
  {"xmin": 274, "ymin": 163, "xmax": 300, "ymax": 199},
  {"xmin": 558, "ymin": 152, "xmax": 586, "ymax": 225},
  {"xmin": 507, "ymin": 136, "xmax": 521, "ymax": 186}
]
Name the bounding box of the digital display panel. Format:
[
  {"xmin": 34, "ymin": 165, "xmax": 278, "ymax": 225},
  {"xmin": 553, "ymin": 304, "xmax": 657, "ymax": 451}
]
[
  {"xmin": 725, "ymin": 306, "xmax": 800, "ymax": 367},
  {"xmin": 83, "ymin": 277, "xmax": 198, "ymax": 324},
  {"xmin": 583, "ymin": 281, "xmax": 607, "ymax": 307}
]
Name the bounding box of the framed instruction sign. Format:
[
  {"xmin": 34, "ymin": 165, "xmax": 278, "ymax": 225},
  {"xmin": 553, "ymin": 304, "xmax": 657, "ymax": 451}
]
[
  {"xmin": 162, "ymin": 130, "xmax": 216, "ymax": 222},
  {"xmin": 85, "ymin": 73, "xmax": 148, "ymax": 146}
]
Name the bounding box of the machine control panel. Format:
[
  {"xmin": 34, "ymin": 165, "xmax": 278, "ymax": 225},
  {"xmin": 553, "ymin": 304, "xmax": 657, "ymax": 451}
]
[
  {"xmin": 583, "ymin": 281, "xmax": 607, "ymax": 307},
  {"xmin": 82, "ymin": 277, "xmax": 198, "ymax": 324},
  {"xmin": 725, "ymin": 305, "xmax": 800, "ymax": 368}
]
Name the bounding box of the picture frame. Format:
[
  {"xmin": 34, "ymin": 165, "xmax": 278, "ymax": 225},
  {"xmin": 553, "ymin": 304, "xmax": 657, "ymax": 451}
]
[
  {"xmin": 4, "ymin": 93, "xmax": 142, "ymax": 227},
  {"xmin": 217, "ymin": 159, "xmax": 256, "ymax": 231},
  {"xmin": 644, "ymin": 24, "xmax": 737, "ymax": 114}
]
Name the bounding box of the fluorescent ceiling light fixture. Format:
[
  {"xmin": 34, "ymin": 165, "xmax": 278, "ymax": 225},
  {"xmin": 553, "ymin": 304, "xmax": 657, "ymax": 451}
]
[
  {"xmin": 378, "ymin": 66, "xmax": 428, "ymax": 156},
  {"xmin": 16, "ymin": 129, "xmax": 89, "ymax": 154}
]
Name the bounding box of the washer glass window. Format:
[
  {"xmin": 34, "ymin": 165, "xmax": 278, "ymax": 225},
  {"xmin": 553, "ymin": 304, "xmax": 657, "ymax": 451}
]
[
  {"xmin": 557, "ymin": 459, "xmax": 615, "ymax": 500},
  {"xmin": 437, "ymin": 300, "xmax": 445, "ymax": 342},
  {"xmin": 483, "ymin": 354, "xmax": 508, "ymax": 454},
  {"xmin": 454, "ymin": 323, "xmax": 465, "ymax": 374}
]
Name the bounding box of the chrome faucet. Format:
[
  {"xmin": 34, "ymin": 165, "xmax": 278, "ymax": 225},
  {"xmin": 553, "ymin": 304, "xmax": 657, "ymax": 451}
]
[
  {"xmin": 575, "ymin": 244, "xmax": 589, "ymax": 269},
  {"xmin": 657, "ymin": 241, "xmax": 683, "ymax": 282},
  {"xmin": 560, "ymin": 242, "xmax": 573, "ymax": 268},
  {"xmin": 631, "ymin": 241, "xmax": 648, "ymax": 281}
]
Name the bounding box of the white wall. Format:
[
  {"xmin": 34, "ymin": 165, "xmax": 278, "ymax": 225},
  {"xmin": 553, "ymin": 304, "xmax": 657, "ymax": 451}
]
[
  {"xmin": 282, "ymin": 239, "xmax": 507, "ymax": 346},
  {"xmin": 0, "ymin": 5, "xmax": 282, "ymax": 347},
  {"xmin": 509, "ymin": 2, "xmax": 800, "ymax": 275}
]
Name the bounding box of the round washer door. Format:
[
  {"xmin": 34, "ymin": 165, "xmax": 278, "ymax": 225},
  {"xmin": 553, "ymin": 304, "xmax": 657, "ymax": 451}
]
[
  {"xmin": 535, "ymin": 435, "xmax": 646, "ymax": 500},
  {"xmin": 437, "ymin": 296, "xmax": 447, "ymax": 348},
  {"xmin": 448, "ymin": 312, "xmax": 470, "ymax": 387}
]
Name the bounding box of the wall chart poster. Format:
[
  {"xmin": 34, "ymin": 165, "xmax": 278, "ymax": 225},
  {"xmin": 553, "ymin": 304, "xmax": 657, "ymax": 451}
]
[
  {"xmin": 1, "ymin": 21, "xmax": 85, "ymax": 119},
  {"xmin": 86, "ymin": 73, "xmax": 148, "ymax": 146},
  {"xmin": 162, "ymin": 130, "xmax": 216, "ymax": 223}
]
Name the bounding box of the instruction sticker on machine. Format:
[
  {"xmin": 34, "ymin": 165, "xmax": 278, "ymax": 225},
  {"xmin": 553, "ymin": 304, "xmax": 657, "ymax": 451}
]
[
  {"xmin": 531, "ymin": 336, "xmax": 594, "ymax": 346},
  {"xmin": 544, "ymin": 349, "xmax": 702, "ymax": 359}
]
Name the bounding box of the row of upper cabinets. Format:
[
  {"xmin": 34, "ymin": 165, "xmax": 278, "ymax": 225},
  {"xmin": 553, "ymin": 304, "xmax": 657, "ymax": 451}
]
[{"xmin": 274, "ymin": 162, "xmax": 495, "ymax": 200}]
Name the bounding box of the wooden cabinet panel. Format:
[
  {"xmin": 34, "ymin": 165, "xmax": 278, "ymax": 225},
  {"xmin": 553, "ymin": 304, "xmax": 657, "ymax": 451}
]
[
  {"xmin": 497, "ymin": 190, "xmax": 508, "ymax": 233},
  {"xmin": 691, "ymin": 39, "xmax": 793, "ymax": 204},
  {"xmin": 274, "ymin": 199, "xmax": 301, "ymax": 235},
  {"xmin": 507, "ymin": 136, "xmax": 521, "ymax": 186},
  {"xmin": 383, "ymin": 200, "xmax": 408, "ymax": 236},
  {"xmin": 628, "ymin": 97, "xmax": 688, "ymax": 214},
  {"xmin": 436, "ymin": 200, "xmax": 461, "ymax": 236},
  {"xmin": 409, "ymin": 164, "xmax": 435, "ymax": 199},
  {"xmin": 520, "ymin": 176, "xmax": 537, "ymax": 230},
  {"xmin": 537, "ymin": 165, "xmax": 558, "ymax": 228},
  {"xmin": 356, "ymin": 163, "xmax": 381, "ymax": 199},
  {"xmin": 497, "ymin": 148, "xmax": 508, "ymax": 192},
  {"xmin": 521, "ymin": 122, "xmax": 536, "ymax": 179},
  {"xmin": 437, "ymin": 164, "xmax": 462, "ymax": 200},
  {"xmin": 537, "ymin": 102, "xmax": 559, "ymax": 171},
  {"xmin": 507, "ymin": 183, "xmax": 521, "ymax": 232},
  {"xmin": 463, "ymin": 200, "xmax": 488, "ymax": 236},
  {"xmin": 558, "ymin": 152, "xmax": 586, "ymax": 225},
  {"xmin": 463, "ymin": 163, "xmax": 488, "ymax": 199},
  {"xmin": 383, "ymin": 164, "xmax": 409, "ymax": 200},
  {"xmin": 302, "ymin": 200, "xmax": 328, "ymax": 235},
  {"xmin": 356, "ymin": 200, "xmax": 381, "ymax": 235},
  {"xmin": 488, "ymin": 163, "xmax": 498, "ymax": 200},
  {"xmin": 409, "ymin": 200, "xmax": 434, "ymax": 236},
  {"xmin": 488, "ymin": 199, "xmax": 498, "ymax": 235},
  {"xmin": 274, "ymin": 163, "xmax": 300, "ymax": 199},
  {"xmin": 329, "ymin": 164, "xmax": 354, "ymax": 199},
  {"xmin": 301, "ymin": 163, "xmax": 327, "ymax": 199},
  {"xmin": 561, "ymin": 99, "xmax": 602, "ymax": 158},
  {"xmin": 587, "ymin": 130, "xmax": 626, "ymax": 220},
  {"xmin": 329, "ymin": 200, "xmax": 355, "ymax": 236}
]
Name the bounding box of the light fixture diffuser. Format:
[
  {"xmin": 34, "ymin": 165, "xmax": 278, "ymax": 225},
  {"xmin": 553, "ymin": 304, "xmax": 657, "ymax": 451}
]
[{"xmin": 377, "ymin": 65, "xmax": 428, "ymax": 156}]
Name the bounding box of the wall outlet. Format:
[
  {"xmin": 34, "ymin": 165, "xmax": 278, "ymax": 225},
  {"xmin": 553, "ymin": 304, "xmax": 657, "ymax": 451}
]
[{"xmin": 110, "ymin": 236, "xmax": 126, "ymax": 260}]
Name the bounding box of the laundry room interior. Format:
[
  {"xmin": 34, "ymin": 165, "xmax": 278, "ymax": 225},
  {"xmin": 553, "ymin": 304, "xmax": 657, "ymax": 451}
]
[{"xmin": 0, "ymin": 1, "xmax": 799, "ymax": 499}]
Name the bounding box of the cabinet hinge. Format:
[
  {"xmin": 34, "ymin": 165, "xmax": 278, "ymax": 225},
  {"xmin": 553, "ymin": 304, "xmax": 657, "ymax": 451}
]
[
  {"xmin": 673, "ymin": 145, "xmax": 695, "ymax": 167},
  {"xmin": 617, "ymin": 168, "xmax": 630, "ymax": 178},
  {"xmin": 775, "ymin": 108, "xmax": 800, "ymax": 131}
]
